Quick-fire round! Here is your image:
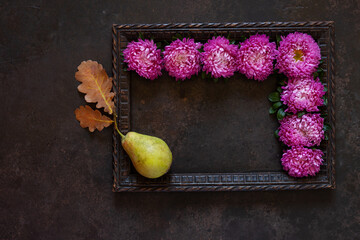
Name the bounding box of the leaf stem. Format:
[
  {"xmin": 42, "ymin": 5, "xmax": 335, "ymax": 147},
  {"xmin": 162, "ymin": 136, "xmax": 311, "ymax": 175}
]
[{"xmin": 113, "ymin": 113, "xmax": 125, "ymax": 139}]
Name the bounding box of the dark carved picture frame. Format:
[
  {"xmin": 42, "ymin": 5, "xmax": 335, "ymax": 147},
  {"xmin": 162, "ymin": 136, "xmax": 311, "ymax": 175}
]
[{"xmin": 112, "ymin": 22, "xmax": 335, "ymax": 192}]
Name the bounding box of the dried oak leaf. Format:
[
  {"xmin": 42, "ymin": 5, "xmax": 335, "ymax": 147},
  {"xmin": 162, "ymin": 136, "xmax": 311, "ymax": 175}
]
[
  {"xmin": 75, "ymin": 60, "xmax": 115, "ymax": 114},
  {"xmin": 75, "ymin": 105, "xmax": 113, "ymax": 132}
]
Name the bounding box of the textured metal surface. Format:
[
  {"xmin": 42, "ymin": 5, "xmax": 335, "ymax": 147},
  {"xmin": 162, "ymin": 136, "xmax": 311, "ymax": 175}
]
[
  {"xmin": 112, "ymin": 22, "xmax": 335, "ymax": 192},
  {"xmin": 2, "ymin": 0, "xmax": 360, "ymax": 239}
]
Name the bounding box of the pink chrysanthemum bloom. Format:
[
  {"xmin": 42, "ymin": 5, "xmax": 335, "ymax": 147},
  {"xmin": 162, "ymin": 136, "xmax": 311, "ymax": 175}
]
[
  {"xmin": 281, "ymin": 146, "xmax": 324, "ymax": 178},
  {"xmin": 281, "ymin": 77, "xmax": 325, "ymax": 114},
  {"xmin": 201, "ymin": 36, "xmax": 238, "ymax": 78},
  {"xmin": 276, "ymin": 32, "xmax": 321, "ymax": 78},
  {"xmin": 237, "ymin": 34, "xmax": 277, "ymax": 81},
  {"xmin": 163, "ymin": 38, "xmax": 202, "ymax": 81},
  {"xmin": 123, "ymin": 39, "xmax": 162, "ymax": 80},
  {"xmin": 279, "ymin": 113, "xmax": 324, "ymax": 147}
]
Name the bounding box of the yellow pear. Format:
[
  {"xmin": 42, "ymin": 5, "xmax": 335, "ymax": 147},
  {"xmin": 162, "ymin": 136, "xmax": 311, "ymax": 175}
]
[{"xmin": 121, "ymin": 132, "xmax": 172, "ymax": 179}]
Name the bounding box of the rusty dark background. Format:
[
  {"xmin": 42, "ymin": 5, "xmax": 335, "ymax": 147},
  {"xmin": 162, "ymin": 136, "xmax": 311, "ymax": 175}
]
[{"xmin": 1, "ymin": 0, "xmax": 359, "ymax": 239}]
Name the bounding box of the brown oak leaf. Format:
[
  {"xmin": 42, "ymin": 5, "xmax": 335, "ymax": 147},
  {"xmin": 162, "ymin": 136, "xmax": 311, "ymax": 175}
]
[
  {"xmin": 75, "ymin": 105, "xmax": 113, "ymax": 132},
  {"xmin": 75, "ymin": 60, "xmax": 115, "ymax": 114}
]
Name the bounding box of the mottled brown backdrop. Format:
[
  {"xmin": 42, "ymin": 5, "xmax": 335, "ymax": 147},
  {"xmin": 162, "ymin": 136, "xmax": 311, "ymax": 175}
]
[{"xmin": 1, "ymin": 0, "xmax": 359, "ymax": 239}]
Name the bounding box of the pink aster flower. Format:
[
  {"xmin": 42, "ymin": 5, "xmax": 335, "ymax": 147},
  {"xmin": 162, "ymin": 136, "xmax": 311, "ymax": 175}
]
[
  {"xmin": 279, "ymin": 113, "xmax": 324, "ymax": 147},
  {"xmin": 276, "ymin": 32, "xmax": 321, "ymax": 78},
  {"xmin": 201, "ymin": 36, "xmax": 238, "ymax": 78},
  {"xmin": 123, "ymin": 39, "xmax": 162, "ymax": 80},
  {"xmin": 281, "ymin": 146, "xmax": 324, "ymax": 178},
  {"xmin": 237, "ymin": 34, "xmax": 277, "ymax": 81},
  {"xmin": 281, "ymin": 77, "xmax": 325, "ymax": 113},
  {"xmin": 163, "ymin": 38, "xmax": 202, "ymax": 81}
]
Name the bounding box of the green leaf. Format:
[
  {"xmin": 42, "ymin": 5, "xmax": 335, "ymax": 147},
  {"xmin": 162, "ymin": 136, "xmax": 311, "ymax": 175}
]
[
  {"xmin": 323, "ymin": 86, "xmax": 328, "ymax": 92},
  {"xmin": 240, "ymin": 35, "xmax": 247, "ymax": 42},
  {"xmin": 156, "ymin": 42, "xmax": 162, "ymax": 49},
  {"xmin": 123, "ymin": 67, "xmax": 127, "ymax": 72},
  {"xmin": 201, "ymin": 71, "xmax": 206, "ymax": 79},
  {"xmin": 320, "ymin": 112, "xmax": 328, "ymax": 118},
  {"xmin": 317, "ymin": 68, "xmax": 325, "ymax": 80},
  {"xmin": 323, "ymin": 96, "xmax": 328, "ymax": 106},
  {"xmin": 274, "ymin": 129, "xmax": 280, "ymax": 138},
  {"xmin": 272, "ymin": 101, "xmax": 282, "ymax": 110},
  {"xmin": 276, "ymin": 86, "xmax": 283, "ymax": 93},
  {"xmin": 313, "ymin": 71, "xmax": 319, "ymax": 79},
  {"xmin": 297, "ymin": 111, "xmax": 306, "ymax": 118},
  {"xmin": 323, "ymin": 123, "xmax": 331, "ymax": 132},
  {"xmin": 230, "ymin": 40, "xmax": 236, "ymax": 45},
  {"xmin": 214, "ymin": 78, "xmax": 219, "ymax": 83},
  {"xmin": 268, "ymin": 92, "xmax": 280, "ymax": 102},
  {"xmin": 138, "ymin": 32, "xmax": 144, "ymax": 40},
  {"xmin": 269, "ymin": 106, "xmax": 276, "ymax": 114},
  {"xmin": 277, "ymin": 108, "xmax": 286, "ymax": 121},
  {"xmin": 324, "ymin": 133, "xmax": 329, "ymax": 141},
  {"xmin": 276, "ymin": 35, "xmax": 281, "ymax": 45}
]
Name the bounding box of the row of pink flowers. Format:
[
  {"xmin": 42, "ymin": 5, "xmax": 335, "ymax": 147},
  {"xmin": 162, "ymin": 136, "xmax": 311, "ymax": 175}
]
[
  {"xmin": 275, "ymin": 33, "xmax": 325, "ymax": 178},
  {"xmin": 124, "ymin": 33, "xmax": 321, "ymax": 81},
  {"xmin": 124, "ymin": 32, "xmax": 322, "ymax": 81}
]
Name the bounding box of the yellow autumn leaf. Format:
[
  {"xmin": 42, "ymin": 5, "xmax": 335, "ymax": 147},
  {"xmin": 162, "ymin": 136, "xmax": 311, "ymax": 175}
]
[{"xmin": 75, "ymin": 60, "xmax": 115, "ymax": 114}]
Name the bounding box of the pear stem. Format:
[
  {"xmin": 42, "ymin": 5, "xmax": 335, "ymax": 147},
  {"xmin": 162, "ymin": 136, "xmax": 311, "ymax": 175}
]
[{"xmin": 113, "ymin": 113, "xmax": 125, "ymax": 139}]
